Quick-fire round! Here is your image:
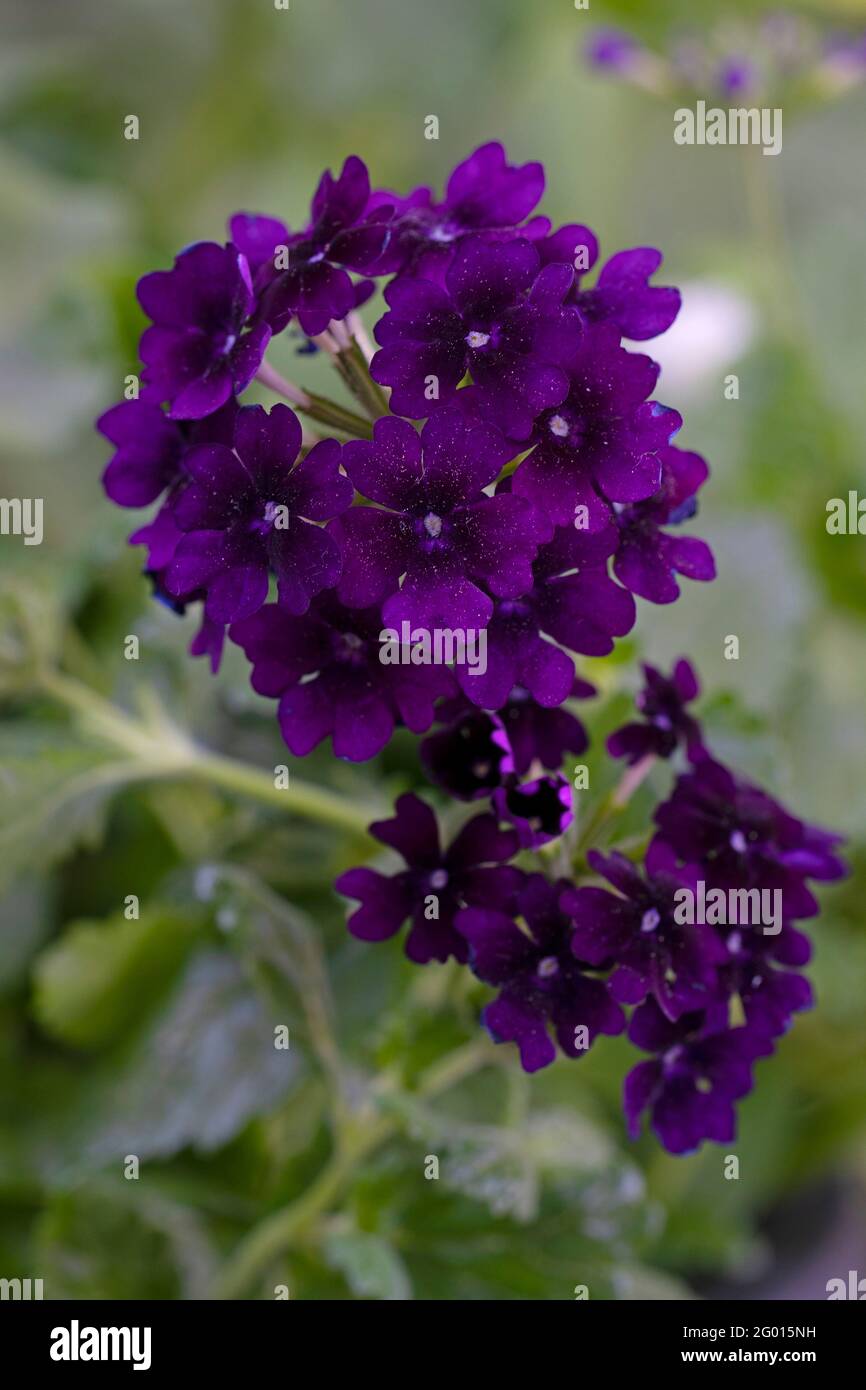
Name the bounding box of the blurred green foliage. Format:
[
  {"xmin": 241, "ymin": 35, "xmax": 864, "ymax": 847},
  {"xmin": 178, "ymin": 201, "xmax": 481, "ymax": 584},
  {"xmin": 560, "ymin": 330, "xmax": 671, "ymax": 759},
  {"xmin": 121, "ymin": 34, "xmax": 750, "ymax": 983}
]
[{"xmin": 0, "ymin": 0, "xmax": 865, "ymax": 1299}]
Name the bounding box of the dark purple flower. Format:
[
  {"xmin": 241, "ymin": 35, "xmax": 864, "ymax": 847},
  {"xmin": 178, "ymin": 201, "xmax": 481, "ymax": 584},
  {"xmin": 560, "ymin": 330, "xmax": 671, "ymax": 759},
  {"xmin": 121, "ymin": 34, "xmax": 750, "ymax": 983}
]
[
  {"xmin": 607, "ymin": 658, "xmax": 705, "ymax": 764},
  {"xmin": 457, "ymin": 873, "xmax": 625, "ymax": 1072},
  {"xmin": 230, "ymin": 595, "xmax": 453, "ymax": 762},
  {"xmin": 420, "ymin": 697, "xmax": 510, "ymax": 801},
  {"xmin": 331, "ymin": 408, "xmax": 546, "ymax": 630},
  {"xmin": 368, "ymin": 142, "xmax": 547, "ymax": 279},
  {"xmin": 99, "ymin": 396, "xmax": 239, "ymax": 509},
  {"xmin": 137, "ymin": 242, "xmax": 271, "ymax": 419},
  {"xmin": 574, "ymin": 248, "xmax": 681, "ymax": 342},
  {"xmin": 512, "ymin": 324, "xmax": 680, "ymax": 525},
  {"xmin": 727, "ymin": 959, "xmax": 813, "ymax": 1040},
  {"xmin": 227, "ymin": 212, "xmax": 290, "ymax": 276},
  {"xmin": 455, "ymin": 521, "xmax": 634, "ymax": 710},
  {"xmin": 562, "ymin": 840, "xmax": 726, "ymax": 1021},
  {"xmin": 612, "ymin": 444, "xmax": 715, "ymax": 603},
  {"xmin": 98, "ymin": 401, "xmax": 185, "ymax": 508},
  {"xmin": 494, "ymin": 678, "xmax": 594, "ymax": 775},
  {"xmin": 538, "ymin": 230, "xmax": 679, "ymax": 341},
  {"xmin": 624, "ymin": 999, "xmax": 772, "ymax": 1154},
  {"xmin": 654, "ymin": 757, "xmax": 847, "ymax": 922},
  {"xmin": 493, "ymin": 773, "xmax": 573, "ymax": 848},
  {"xmin": 165, "ymin": 403, "xmax": 352, "ymax": 624},
  {"xmin": 336, "ymin": 793, "xmax": 521, "ymax": 963},
  {"xmin": 257, "ymin": 156, "xmax": 391, "ymax": 336},
  {"xmin": 370, "ymin": 237, "xmax": 580, "ymax": 438}
]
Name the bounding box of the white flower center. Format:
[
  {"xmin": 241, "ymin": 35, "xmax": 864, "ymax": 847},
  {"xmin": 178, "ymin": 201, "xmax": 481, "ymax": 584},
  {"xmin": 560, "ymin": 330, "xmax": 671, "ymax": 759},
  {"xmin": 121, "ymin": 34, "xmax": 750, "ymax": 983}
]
[
  {"xmin": 549, "ymin": 414, "xmax": 570, "ymax": 438},
  {"xmin": 641, "ymin": 908, "xmax": 661, "ymax": 934},
  {"xmin": 465, "ymin": 330, "xmax": 490, "ymax": 349},
  {"xmin": 537, "ymin": 955, "xmax": 559, "ymax": 979},
  {"xmin": 423, "ymin": 512, "xmax": 443, "ymax": 538}
]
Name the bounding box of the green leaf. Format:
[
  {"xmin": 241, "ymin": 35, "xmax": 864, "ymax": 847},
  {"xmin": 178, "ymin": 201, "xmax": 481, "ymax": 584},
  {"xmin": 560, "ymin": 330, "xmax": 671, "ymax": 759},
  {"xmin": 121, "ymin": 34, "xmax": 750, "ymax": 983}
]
[
  {"xmin": 323, "ymin": 1230, "xmax": 412, "ymax": 1301},
  {"xmin": 0, "ymin": 725, "xmax": 139, "ymax": 892},
  {"xmin": 32, "ymin": 905, "xmax": 200, "ymax": 1049},
  {"xmin": 80, "ymin": 949, "xmax": 304, "ymax": 1165}
]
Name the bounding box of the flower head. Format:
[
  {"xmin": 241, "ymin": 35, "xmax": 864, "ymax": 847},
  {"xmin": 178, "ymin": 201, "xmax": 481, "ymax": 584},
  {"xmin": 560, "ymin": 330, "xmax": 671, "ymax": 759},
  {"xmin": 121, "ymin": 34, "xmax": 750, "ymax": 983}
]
[
  {"xmin": 336, "ymin": 793, "xmax": 521, "ymax": 963},
  {"xmin": 370, "ymin": 237, "xmax": 580, "ymax": 438},
  {"xmin": 230, "ymin": 594, "xmax": 453, "ymax": 762},
  {"xmin": 458, "ymin": 873, "xmax": 625, "ymax": 1072},
  {"xmin": 332, "ymin": 408, "xmax": 546, "ymax": 630},
  {"xmin": 137, "ymin": 242, "xmax": 270, "ymax": 419},
  {"xmin": 166, "ymin": 403, "xmax": 352, "ymax": 624},
  {"xmin": 257, "ymin": 156, "xmax": 391, "ymax": 336},
  {"xmin": 607, "ymin": 658, "xmax": 705, "ymax": 764}
]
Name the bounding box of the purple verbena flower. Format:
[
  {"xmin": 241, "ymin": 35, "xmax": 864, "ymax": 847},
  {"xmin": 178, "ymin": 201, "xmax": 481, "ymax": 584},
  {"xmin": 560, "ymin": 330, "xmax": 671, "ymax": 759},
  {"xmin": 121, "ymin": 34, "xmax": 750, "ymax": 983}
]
[
  {"xmin": 494, "ymin": 678, "xmax": 594, "ymax": 775},
  {"xmin": 257, "ymin": 156, "xmax": 391, "ymax": 336},
  {"xmin": 331, "ymin": 408, "xmax": 547, "ymax": 630},
  {"xmin": 370, "ymin": 237, "xmax": 580, "ymax": 438},
  {"xmin": 654, "ymin": 757, "xmax": 847, "ymax": 922},
  {"xmin": 137, "ymin": 242, "xmax": 271, "ymax": 419},
  {"xmin": 420, "ymin": 697, "xmax": 510, "ymax": 801},
  {"xmin": 624, "ymin": 999, "xmax": 773, "ymax": 1154},
  {"xmin": 336, "ymin": 793, "xmax": 521, "ymax": 963},
  {"xmin": 368, "ymin": 141, "xmax": 548, "ymax": 280},
  {"xmin": 455, "ymin": 519, "xmax": 634, "ymax": 710},
  {"xmin": 562, "ymin": 840, "xmax": 726, "ymax": 1021},
  {"xmin": 607, "ymin": 658, "xmax": 705, "ymax": 764},
  {"xmin": 457, "ymin": 873, "xmax": 625, "ymax": 1072},
  {"xmin": 512, "ymin": 324, "xmax": 681, "ymax": 526},
  {"xmin": 165, "ymin": 403, "xmax": 352, "ymax": 624},
  {"xmin": 230, "ymin": 594, "xmax": 453, "ymax": 762},
  {"xmin": 612, "ymin": 443, "xmax": 715, "ymax": 603},
  {"xmin": 493, "ymin": 772, "xmax": 573, "ymax": 848}
]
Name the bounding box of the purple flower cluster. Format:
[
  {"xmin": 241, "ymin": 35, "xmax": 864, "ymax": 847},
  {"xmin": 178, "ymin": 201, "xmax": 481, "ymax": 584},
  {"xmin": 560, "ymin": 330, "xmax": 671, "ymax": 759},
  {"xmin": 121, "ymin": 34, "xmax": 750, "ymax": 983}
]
[
  {"xmin": 585, "ymin": 18, "xmax": 866, "ymax": 103},
  {"xmin": 98, "ymin": 144, "xmax": 843, "ymax": 1155}
]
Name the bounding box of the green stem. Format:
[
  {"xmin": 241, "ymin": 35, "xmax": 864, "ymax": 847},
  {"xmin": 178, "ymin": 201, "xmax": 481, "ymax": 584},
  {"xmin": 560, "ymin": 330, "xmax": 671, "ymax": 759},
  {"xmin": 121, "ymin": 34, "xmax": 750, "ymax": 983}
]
[
  {"xmin": 572, "ymin": 753, "xmax": 657, "ymax": 869},
  {"xmin": 299, "ymin": 392, "xmax": 374, "ymax": 439},
  {"xmin": 38, "ymin": 668, "xmax": 377, "ymax": 836},
  {"xmin": 212, "ymin": 1039, "xmax": 495, "ymax": 1299}
]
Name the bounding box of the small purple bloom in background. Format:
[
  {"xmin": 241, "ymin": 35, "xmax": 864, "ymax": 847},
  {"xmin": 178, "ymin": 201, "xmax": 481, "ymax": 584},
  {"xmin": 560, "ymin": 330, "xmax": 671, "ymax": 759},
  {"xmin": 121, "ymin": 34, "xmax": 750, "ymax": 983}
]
[
  {"xmin": 166, "ymin": 402, "xmax": 352, "ymax": 624},
  {"xmin": 336, "ymin": 792, "xmax": 521, "ymax": 964},
  {"xmin": 230, "ymin": 595, "xmax": 453, "ymax": 762},
  {"xmin": 332, "ymin": 407, "xmax": 546, "ymax": 631},
  {"xmin": 257, "ymin": 156, "xmax": 391, "ymax": 337},
  {"xmin": 624, "ymin": 999, "xmax": 773, "ymax": 1155},
  {"xmin": 137, "ymin": 242, "xmax": 271, "ymax": 419},
  {"xmin": 585, "ymin": 28, "xmax": 644, "ymax": 75},
  {"xmin": 612, "ymin": 444, "xmax": 715, "ymax": 603},
  {"xmin": 370, "ymin": 237, "xmax": 580, "ymax": 438},
  {"xmin": 608, "ymin": 658, "xmax": 705, "ymax": 764},
  {"xmin": 458, "ymin": 874, "xmax": 625, "ymax": 1072}
]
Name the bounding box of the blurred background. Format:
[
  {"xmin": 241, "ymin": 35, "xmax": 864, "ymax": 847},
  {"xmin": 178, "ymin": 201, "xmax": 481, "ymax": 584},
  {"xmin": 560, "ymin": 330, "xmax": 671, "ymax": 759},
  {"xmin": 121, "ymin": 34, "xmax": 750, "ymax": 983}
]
[{"xmin": 1, "ymin": 0, "xmax": 865, "ymax": 1300}]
